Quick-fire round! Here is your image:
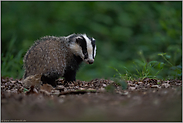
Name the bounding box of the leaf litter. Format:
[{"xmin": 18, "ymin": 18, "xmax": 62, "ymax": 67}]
[{"xmin": 1, "ymin": 77, "xmax": 182, "ymax": 122}]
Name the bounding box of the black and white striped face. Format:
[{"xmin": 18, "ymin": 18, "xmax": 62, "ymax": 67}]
[{"xmin": 69, "ymin": 34, "xmax": 96, "ymax": 64}]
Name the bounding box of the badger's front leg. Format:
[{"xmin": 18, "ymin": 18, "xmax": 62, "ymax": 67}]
[
  {"xmin": 41, "ymin": 74, "xmax": 58, "ymax": 87},
  {"xmin": 40, "ymin": 72, "xmax": 60, "ymax": 87},
  {"xmin": 63, "ymin": 70, "xmax": 76, "ymax": 83}
]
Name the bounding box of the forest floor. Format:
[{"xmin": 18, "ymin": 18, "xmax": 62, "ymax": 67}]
[{"xmin": 1, "ymin": 77, "xmax": 182, "ymax": 122}]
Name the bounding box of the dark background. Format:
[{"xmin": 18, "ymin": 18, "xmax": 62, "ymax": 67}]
[{"xmin": 1, "ymin": 1, "xmax": 182, "ymax": 81}]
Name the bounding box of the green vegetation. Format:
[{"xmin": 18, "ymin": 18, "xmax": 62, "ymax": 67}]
[
  {"xmin": 1, "ymin": 1, "xmax": 182, "ymax": 80},
  {"xmin": 1, "ymin": 37, "xmax": 24, "ymax": 78},
  {"xmin": 111, "ymin": 50, "xmax": 181, "ymax": 81}
]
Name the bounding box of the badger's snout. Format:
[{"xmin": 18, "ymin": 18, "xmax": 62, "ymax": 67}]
[
  {"xmin": 88, "ymin": 59, "xmax": 94, "ymax": 64},
  {"xmin": 85, "ymin": 59, "xmax": 94, "ymax": 64}
]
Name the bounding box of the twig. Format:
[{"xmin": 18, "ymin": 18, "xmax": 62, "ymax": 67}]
[{"xmin": 58, "ymin": 89, "xmax": 96, "ymax": 96}]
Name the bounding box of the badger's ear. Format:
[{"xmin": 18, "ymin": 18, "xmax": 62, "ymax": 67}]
[
  {"xmin": 92, "ymin": 37, "xmax": 95, "ymax": 42},
  {"xmin": 75, "ymin": 36, "xmax": 83, "ymax": 44}
]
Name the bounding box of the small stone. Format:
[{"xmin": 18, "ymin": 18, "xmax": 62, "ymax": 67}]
[
  {"xmin": 6, "ymin": 90, "xmax": 11, "ymax": 93},
  {"xmin": 84, "ymin": 84, "xmax": 88, "ymax": 87},
  {"xmin": 151, "ymin": 85, "xmax": 161, "ymax": 89},
  {"xmin": 64, "ymin": 88, "xmax": 68, "ymax": 92},
  {"xmin": 162, "ymin": 83, "xmax": 170, "ymax": 88},
  {"xmin": 1, "ymin": 79, "xmax": 7, "ymax": 83},
  {"xmin": 79, "ymin": 88, "xmax": 85, "ymax": 90},
  {"xmin": 165, "ymin": 80, "xmax": 170, "ymax": 83},
  {"xmin": 103, "ymin": 84, "xmax": 107, "ymax": 87},
  {"xmin": 11, "ymin": 81, "xmax": 16, "ymax": 84},
  {"xmin": 138, "ymin": 82, "xmax": 143, "ymax": 84},
  {"xmin": 1, "ymin": 86, "xmax": 5, "ymax": 88},
  {"xmin": 56, "ymin": 85, "xmax": 65, "ymax": 90},
  {"xmin": 129, "ymin": 87, "xmax": 136, "ymax": 90},
  {"xmin": 75, "ymin": 86, "xmax": 79, "ymax": 89},
  {"xmin": 52, "ymin": 90, "xmax": 60, "ymax": 95}
]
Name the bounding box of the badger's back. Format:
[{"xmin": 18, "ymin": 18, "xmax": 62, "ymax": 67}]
[{"xmin": 23, "ymin": 36, "xmax": 69, "ymax": 79}]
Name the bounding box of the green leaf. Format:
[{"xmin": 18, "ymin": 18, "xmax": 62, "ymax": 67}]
[{"xmin": 165, "ymin": 54, "xmax": 171, "ymax": 59}]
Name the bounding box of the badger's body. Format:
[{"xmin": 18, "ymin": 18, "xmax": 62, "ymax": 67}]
[{"xmin": 23, "ymin": 34, "xmax": 96, "ymax": 87}]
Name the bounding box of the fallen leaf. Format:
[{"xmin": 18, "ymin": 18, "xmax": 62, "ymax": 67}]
[
  {"xmin": 25, "ymin": 86, "xmax": 38, "ymax": 95},
  {"xmin": 40, "ymin": 84, "xmax": 53, "ymax": 93}
]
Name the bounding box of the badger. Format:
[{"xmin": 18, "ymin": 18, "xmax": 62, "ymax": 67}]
[{"xmin": 23, "ymin": 33, "xmax": 96, "ymax": 87}]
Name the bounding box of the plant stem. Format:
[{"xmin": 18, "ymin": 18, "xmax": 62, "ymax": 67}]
[{"xmin": 161, "ymin": 55, "xmax": 174, "ymax": 67}]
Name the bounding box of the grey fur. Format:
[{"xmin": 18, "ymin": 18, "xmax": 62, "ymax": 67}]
[{"xmin": 23, "ymin": 33, "xmax": 96, "ymax": 87}]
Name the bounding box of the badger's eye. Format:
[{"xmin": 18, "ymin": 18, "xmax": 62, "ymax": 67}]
[
  {"xmin": 84, "ymin": 52, "xmax": 88, "ymax": 59},
  {"xmin": 84, "ymin": 52, "xmax": 88, "ymax": 56}
]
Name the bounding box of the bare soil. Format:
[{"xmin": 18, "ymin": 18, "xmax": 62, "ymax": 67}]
[{"xmin": 1, "ymin": 77, "xmax": 182, "ymax": 122}]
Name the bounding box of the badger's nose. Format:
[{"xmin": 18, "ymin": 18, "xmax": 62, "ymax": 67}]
[{"xmin": 87, "ymin": 60, "xmax": 94, "ymax": 64}]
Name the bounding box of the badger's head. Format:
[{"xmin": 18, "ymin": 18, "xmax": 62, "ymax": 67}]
[{"xmin": 67, "ymin": 34, "xmax": 96, "ymax": 64}]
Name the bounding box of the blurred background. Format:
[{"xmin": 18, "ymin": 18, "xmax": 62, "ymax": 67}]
[{"xmin": 1, "ymin": 1, "xmax": 182, "ymax": 81}]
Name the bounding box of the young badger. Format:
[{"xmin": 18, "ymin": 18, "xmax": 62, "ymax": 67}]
[{"xmin": 23, "ymin": 33, "xmax": 96, "ymax": 87}]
